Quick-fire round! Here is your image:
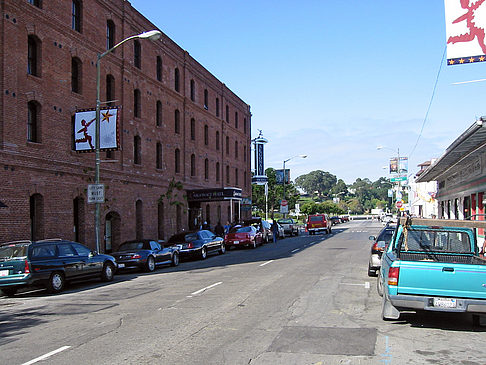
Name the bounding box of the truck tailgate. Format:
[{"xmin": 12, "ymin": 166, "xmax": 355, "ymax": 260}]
[{"xmin": 398, "ymin": 260, "xmax": 486, "ymax": 299}]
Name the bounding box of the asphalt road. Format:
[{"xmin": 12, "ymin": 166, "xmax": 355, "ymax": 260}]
[{"xmin": 1, "ymin": 220, "xmax": 486, "ymax": 365}]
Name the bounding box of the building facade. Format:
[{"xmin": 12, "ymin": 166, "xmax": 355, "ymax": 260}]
[{"xmin": 0, "ymin": 0, "xmax": 252, "ymax": 251}]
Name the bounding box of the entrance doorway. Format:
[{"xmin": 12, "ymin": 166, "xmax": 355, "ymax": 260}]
[{"xmin": 105, "ymin": 211, "xmax": 121, "ymax": 253}]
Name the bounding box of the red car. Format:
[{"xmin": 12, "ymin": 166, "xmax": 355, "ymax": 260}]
[
  {"xmin": 224, "ymin": 225, "xmax": 263, "ymax": 249},
  {"xmin": 306, "ymin": 214, "xmax": 332, "ymax": 235}
]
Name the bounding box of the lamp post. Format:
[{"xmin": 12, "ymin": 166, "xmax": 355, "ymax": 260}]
[
  {"xmin": 377, "ymin": 145, "xmax": 402, "ymax": 214},
  {"xmin": 282, "ymin": 155, "xmax": 307, "ymax": 217},
  {"xmin": 94, "ymin": 30, "xmax": 161, "ymax": 253}
]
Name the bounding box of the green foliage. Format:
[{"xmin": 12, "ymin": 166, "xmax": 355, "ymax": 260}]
[
  {"xmin": 158, "ymin": 178, "xmax": 186, "ymax": 208},
  {"xmin": 295, "ymin": 170, "xmax": 337, "ymax": 198}
]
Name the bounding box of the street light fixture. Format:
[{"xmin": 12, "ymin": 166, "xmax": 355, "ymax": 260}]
[
  {"xmin": 94, "ymin": 30, "xmax": 162, "ymax": 253},
  {"xmin": 282, "ymin": 155, "xmax": 307, "ymax": 217}
]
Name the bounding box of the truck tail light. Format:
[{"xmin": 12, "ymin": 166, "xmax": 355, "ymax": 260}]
[
  {"xmin": 24, "ymin": 259, "xmax": 30, "ymax": 274},
  {"xmin": 388, "ymin": 267, "xmax": 399, "ymax": 286}
]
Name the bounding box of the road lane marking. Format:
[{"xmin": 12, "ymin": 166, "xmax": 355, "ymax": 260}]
[
  {"xmin": 259, "ymin": 260, "xmax": 274, "ymax": 267},
  {"xmin": 341, "ymin": 282, "xmax": 371, "ymax": 289},
  {"xmin": 22, "ymin": 346, "xmax": 71, "ymax": 365},
  {"xmin": 365, "ymin": 281, "xmax": 370, "ymax": 289},
  {"xmin": 190, "ymin": 281, "xmax": 223, "ymax": 296}
]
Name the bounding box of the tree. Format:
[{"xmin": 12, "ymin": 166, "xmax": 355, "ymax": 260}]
[{"xmin": 295, "ymin": 170, "xmax": 337, "ymax": 198}]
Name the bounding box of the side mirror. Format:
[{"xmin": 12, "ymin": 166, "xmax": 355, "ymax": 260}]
[
  {"xmin": 369, "ymin": 236, "xmax": 376, "ymax": 241},
  {"xmin": 89, "ymin": 251, "xmax": 97, "ymax": 258}
]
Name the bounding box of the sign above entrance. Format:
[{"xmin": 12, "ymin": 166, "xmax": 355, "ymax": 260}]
[{"xmin": 187, "ymin": 187, "xmax": 242, "ymax": 202}]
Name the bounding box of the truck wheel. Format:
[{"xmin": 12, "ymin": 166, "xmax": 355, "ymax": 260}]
[{"xmin": 376, "ymin": 270, "xmax": 384, "ymax": 297}]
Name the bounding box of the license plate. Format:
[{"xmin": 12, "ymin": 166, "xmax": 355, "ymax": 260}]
[
  {"xmin": 433, "ymin": 298, "xmax": 456, "ymax": 308},
  {"xmin": 0, "ymin": 270, "xmax": 9, "ymax": 277},
  {"xmin": 234, "ymin": 241, "xmax": 239, "ymax": 244},
  {"xmin": 117, "ymin": 263, "xmax": 125, "ymax": 268}
]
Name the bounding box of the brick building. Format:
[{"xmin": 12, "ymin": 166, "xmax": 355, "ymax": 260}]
[{"xmin": 0, "ymin": 0, "xmax": 252, "ymax": 251}]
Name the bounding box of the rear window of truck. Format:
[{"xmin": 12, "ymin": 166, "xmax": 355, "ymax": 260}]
[
  {"xmin": 397, "ymin": 229, "xmax": 471, "ymax": 254},
  {"xmin": 309, "ymin": 216, "xmax": 324, "ymax": 222}
]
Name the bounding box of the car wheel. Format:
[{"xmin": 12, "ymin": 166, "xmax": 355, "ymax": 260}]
[
  {"xmin": 101, "ymin": 262, "xmax": 115, "ymax": 282},
  {"xmin": 376, "ymin": 270, "xmax": 384, "ymax": 297},
  {"xmin": 200, "ymin": 247, "xmax": 207, "ymax": 260},
  {"xmin": 145, "ymin": 256, "xmax": 156, "ymax": 272},
  {"xmin": 171, "ymin": 252, "xmax": 180, "ymax": 266},
  {"xmin": 219, "ymin": 243, "xmax": 226, "ymax": 255},
  {"xmin": 1, "ymin": 287, "xmax": 18, "ymax": 297},
  {"xmin": 47, "ymin": 272, "xmax": 65, "ymax": 294}
]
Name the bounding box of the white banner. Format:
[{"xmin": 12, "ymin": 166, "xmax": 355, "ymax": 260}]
[{"xmin": 74, "ymin": 108, "xmax": 119, "ymax": 151}]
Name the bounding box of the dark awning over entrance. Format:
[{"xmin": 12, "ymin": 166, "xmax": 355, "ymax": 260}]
[{"xmin": 187, "ymin": 187, "xmax": 242, "ymax": 202}]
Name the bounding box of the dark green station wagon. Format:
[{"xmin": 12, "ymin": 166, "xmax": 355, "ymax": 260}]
[{"xmin": 0, "ymin": 239, "xmax": 117, "ymax": 296}]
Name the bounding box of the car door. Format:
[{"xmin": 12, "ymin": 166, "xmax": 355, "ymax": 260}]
[
  {"xmin": 56, "ymin": 243, "xmax": 84, "ymax": 279},
  {"xmin": 72, "ymin": 243, "xmax": 101, "ymax": 276},
  {"xmin": 150, "ymin": 240, "xmax": 170, "ymax": 264}
]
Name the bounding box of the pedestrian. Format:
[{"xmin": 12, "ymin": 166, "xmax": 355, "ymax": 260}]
[
  {"xmin": 224, "ymin": 221, "xmax": 231, "ymax": 234},
  {"xmin": 271, "ymin": 220, "xmax": 279, "ymax": 243},
  {"xmin": 202, "ymin": 221, "xmax": 210, "ymax": 230},
  {"xmin": 214, "ymin": 221, "xmax": 225, "ymax": 237}
]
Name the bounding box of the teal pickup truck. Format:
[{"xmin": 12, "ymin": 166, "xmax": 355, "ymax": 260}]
[{"xmin": 380, "ymin": 217, "xmax": 486, "ymax": 323}]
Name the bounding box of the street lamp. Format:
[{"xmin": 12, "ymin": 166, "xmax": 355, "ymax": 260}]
[
  {"xmin": 282, "ymin": 155, "xmax": 307, "ymax": 217},
  {"xmin": 377, "ymin": 145, "xmax": 403, "ymax": 214},
  {"xmin": 94, "ymin": 30, "xmax": 162, "ymax": 253}
]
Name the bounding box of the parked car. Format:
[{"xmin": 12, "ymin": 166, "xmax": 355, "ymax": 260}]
[
  {"xmin": 340, "ymin": 215, "xmax": 350, "ymax": 222},
  {"xmin": 224, "ymin": 225, "xmax": 263, "ymax": 249},
  {"xmin": 277, "ymin": 223, "xmax": 285, "ymax": 239},
  {"xmin": 243, "ymin": 217, "xmax": 272, "ymax": 243},
  {"xmin": 0, "ymin": 239, "xmax": 116, "ymax": 296},
  {"xmin": 367, "ymin": 225, "xmax": 396, "ymax": 277},
  {"xmin": 277, "ymin": 218, "xmax": 299, "ymax": 236},
  {"xmin": 330, "ymin": 216, "xmax": 341, "ymax": 225},
  {"xmin": 167, "ymin": 230, "xmax": 225, "ymax": 260},
  {"xmin": 111, "ymin": 239, "xmax": 179, "ymax": 272},
  {"xmin": 306, "ymin": 214, "xmax": 332, "ymax": 235}
]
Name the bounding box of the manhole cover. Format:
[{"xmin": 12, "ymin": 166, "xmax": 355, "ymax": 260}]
[{"xmin": 269, "ymin": 326, "xmax": 377, "ymax": 356}]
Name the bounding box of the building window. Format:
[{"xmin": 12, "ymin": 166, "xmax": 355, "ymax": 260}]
[
  {"xmin": 204, "ymin": 89, "xmax": 208, "ymax": 110},
  {"xmin": 106, "ymin": 20, "xmax": 115, "ymax": 50},
  {"xmin": 106, "ymin": 74, "xmax": 115, "ymax": 106},
  {"xmin": 72, "ymin": 0, "xmax": 82, "ymax": 32},
  {"xmin": 135, "ymin": 200, "xmax": 143, "ymax": 240},
  {"xmin": 156, "ymin": 142, "xmax": 162, "ymax": 169},
  {"xmin": 73, "ymin": 196, "xmax": 85, "ymax": 243},
  {"xmin": 244, "ymin": 118, "xmax": 247, "ymax": 134},
  {"xmin": 190, "ymin": 79, "xmax": 195, "ymax": 102},
  {"xmin": 28, "ymin": 0, "xmax": 42, "ymax": 8},
  {"xmin": 204, "ymin": 159, "xmax": 209, "ymax": 180},
  {"xmin": 175, "ymin": 148, "xmax": 180, "ymax": 173},
  {"xmin": 134, "ymin": 40, "xmax": 141, "ymax": 69},
  {"xmin": 191, "ymin": 154, "xmax": 196, "ymax": 176},
  {"xmin": 30, "ymin": 194, "xmax": 44, "ymax": 241},
  {"xmin": 190, "ymin": 118, "xmax": 196, "ymax": 140},
  {"xmin": 235, "ymin": 112, "xmax": 238, "ymax": 129},
  {"xmin": 133, "ymin": 135, "xmax": 141, "ymax": 164},
  {"xmin": 225, "ymin": 105, "xmax": 229, "ymax": 122},
  {"xmin": 226, "ymin": 136, "xmax": 229, "ymax": 155},
  {"xmin": 235, "ymin": 168, "xmax": 239, "ymax": 186},
  {"xmin": 216, "ymin": 131, "xmax": 220, "ymax": 150},
  {"xmin": 226, "ymin": 165, "xmax": 230, "ymax": 184},
  {"xmin": 204, "ymin": 125, "xmax": 209, "ymax": 145},
  {"xmin": 156, "ymin": 100, "xmax": 162, "ymax": 127},
  {"xmin": 174, "ymin": 68, "xmax": 180, "ymax": 92},
  {"xmin": 216, "ymin": 98, "xmax": 220, "ymax": 117},
  {"xmin": 174, "ymin": 109, "xmax": 180, "ymax": 134},
  {"xmin": 244, "ymin": 170, "xmax": 247, "ymax": 187},
  {"xmin": 244, "ymin": 145, "xmax": 247, "ymax": 162},
  {"xmin": 216, "ymin": 162, "xmax": 220, "ymax": 182},
  {"xmin": 134, "ymin": 89, "xmax": 141, "ymax": 118},
  {"xmin": 156, "ymin": 56, "xmax": 162, "ymax": 81},
  {"xmin": 27, "ymin": 35, "xmax": 40, "ymax": 76},
  {"xmin": 158, "ymin": 201, "xmax": 165, "ymax": 240},
  {"xmin": 234, "ymin": 141, "xmax": 238, "ymax": 159},
  {"xmin": 71, "ymin": 57, "xmax": 82, "ymax": 94},
  {"xmin": 27, "ymin": 101, "xmax": 40, "ymax": 143}
]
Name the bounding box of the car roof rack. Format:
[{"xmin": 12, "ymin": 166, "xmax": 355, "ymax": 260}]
[
  {"xmin": 0, "ymin": 240, "xmax": 33, "ymax": 246},
  {"xmin": 35, "ymin": 238, "xmax": 64, "ymax": 243}
]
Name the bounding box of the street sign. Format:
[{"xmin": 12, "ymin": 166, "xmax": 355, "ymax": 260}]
[
  {"xmin": 395, "ymin": 200, "xmax": 403, "ymax": 209},
  {"xmin": 252, "ymin": 175, "xmax": 268, "ymax": 185},
  {"xmin": 390, "ymin": 176, "xmax": 407, "ymax": 182},
  {"xmin": 88, "ymin": 184, "xmax": 105, "ymax": 203},
  {"xmin": 280, "ymin": 199, "xmax": 288, "ymax": 214}
]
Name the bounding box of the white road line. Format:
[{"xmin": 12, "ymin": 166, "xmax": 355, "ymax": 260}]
[
  {"xmin": 365, "ymin": 281, "xmax": 370, "ymax": 289},
  {"xmin": 190, "ymin": 281, "xmax": 223, "ymax": 296},
  {"xmin": 341, "ymin": 282, "xmax": 371, "ymax": 289},
  {"xmin": 22, "ymin": 346, "xmax": 71, "ymax": 365},
  {"xmin": 291, "ymin": 248, "xmax": 300, "ymax": 253},
  {"xmin": 259, "ymin": 260, "xmax": 274, "ymax": 267}
]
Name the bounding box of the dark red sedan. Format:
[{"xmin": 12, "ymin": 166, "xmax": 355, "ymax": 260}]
[{"xmin": 224, "ymin": 225, "xmax": 263, "ymax": 249}]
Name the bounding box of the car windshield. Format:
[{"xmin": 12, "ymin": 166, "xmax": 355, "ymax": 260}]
[
  {"xmin": 168, "ymin": 232, "xmax": 198, "ymax": 244},
  {"xmin": 278, "ymin": 219, "xmax": 293, "ymax": 224},
  {"xmin": 229, "ymin": 226, "xmax": 252, "ymax": 233},
  {"xmin": 118, "ymin": 241, "xmax": 147, "ymax": 251},
  {"xmin": 0, "ymin": 244, "xmax": 28, "ymax": 260},
  {"xmin": 310, "ymin": 216, "xmax": 323, "ymax": 222},
  {"xmin": 398, "ymin": 229, "xmax": 471, "ymax": 253}
]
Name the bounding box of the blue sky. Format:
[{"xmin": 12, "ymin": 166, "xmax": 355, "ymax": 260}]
[{"xmin": 129, "ymin": 0, "xmax": 486, "ymax": 184}]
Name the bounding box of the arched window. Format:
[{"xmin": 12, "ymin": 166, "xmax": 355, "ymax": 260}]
[
  {"xmin": 27, "ymin": 101, "xmax": 40, "ymax": 143},
  {"xmin": 73, "ymin": 196, "xmax": 85, "ymax": 243},
  {"xmin": 204, "ymin": 125, "xmax": 209, "ymax": 145},
  {"xmin": 27, "ymin": 35, "xmax": 40, "ymax": 76},
  {"xmin": 71, "ymin": 57, "xmax": 82, "ymax": 93},
  {"xmin": 225, "ymin": 105, "xmax": 229, "ymax": 122},
  {"xmin": 204, "ymin": 158, "xmax": 209, "ymax": 180},
  {"xmin": 135, "ymin": 200, "xmax": 143, "ymax": 240},
  {"xmin": 30, "ymin": 193, "xmax": 44, "ymax": 241},
  {"xmin": 226, "ymin": 165, "xmax": 230, "ymax": 184},
  {"xmin": 244, "ymin": 145, "xmax": 247, "ymax": 162},
  {"xmin": 190, "ymin": 79, "xmax": 195, "ymax": 101},
  {"xmin": 174, "ymin": 68, "xmax": 180, "ymax": 92},
  {"xmin": 216, "ymin": 162, "xmax": 220, "ymax": 182},
  {"xmin": 191, "ymin": 154, "xmax": 196, "ymax": 176},
  {"xmin": 72, "ymin": 0, "xmax": 82, "ymax": 32},
  {"xmin": 134, "ymin": 89, "xmax": 141, "ymax": 118},
  {"xmin": 106, "ymin": 20, "xmax": 115, "ymax": 50},
  {"xmin": 28, "ymin": 0, "xmax": 42, "ymax": 8},
  {"xmin": 190, "ymin": 118, "xmax": 196, "ymax": 140},
  {"xmin": 216, "ymin": 98, "xmax": 220, "ymax": 117},
  {"xmin": 133, "ymin": 135, "xmax": 141, "ymax": 165},
  {"xmin": 156, "ymin": 142, "xmax": 162, "ymax": 169},
  {"xmin": 235, "ymin": 168, "xmax": 239, "ymax": 186},
  {"xmin": 244, "ymin": 118, "xmax": 247, "ymax": 134},
  {"xmin": 234, "ymin": 141, "xmax": 238, "ymax": 159},
  {"xmin": 244, "ymin": 170, "xmax": 247, "ymax": 187},
  {"xmin": 216, "ymin": 131, "xmax": 220, "ymax": 150},
  {"xmin": 106, "ymin": 74, "xmax": 115, "ymax": 107},
  {"xmin": 226, "ymin": 136, "xmax": 229, "ymax": 155},
  {"xmin": 175, "ymin": 148, "xmax": 180, "ymax": 173},
  {"xmin": 134, "ymin": 40, "xmax": 141, "ymax": 69},
  {"xmin": 204, "ymin": 89, "xmax": 208, "ymax": 109},
  {"xmin": 235, "ymin": 111, "xmax": 238, "ymax": 129},
  {"xmin": 156, "ymin": 56, "xmax": 162, "ymax": 81},
  {"xmin": 174, "ymin": 109, "xmax": 180, "ymax": 134},
  {"xmin": 156, "ymin": 100, "xmax": 162, "ymax": 127}
]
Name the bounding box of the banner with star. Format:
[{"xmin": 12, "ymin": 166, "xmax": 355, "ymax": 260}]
[
  {"xmin": 445, "ymin": 0, "xmax": 486, "ymax": 66},
  {"xmin": 74, "ymin": 107, "xmax": 120, "ymax": 152}
]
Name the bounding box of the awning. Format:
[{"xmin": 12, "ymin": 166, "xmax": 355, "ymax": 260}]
[{"xmin": 187, "ymin": 187, "xmax": 242, "ymax": 202}]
